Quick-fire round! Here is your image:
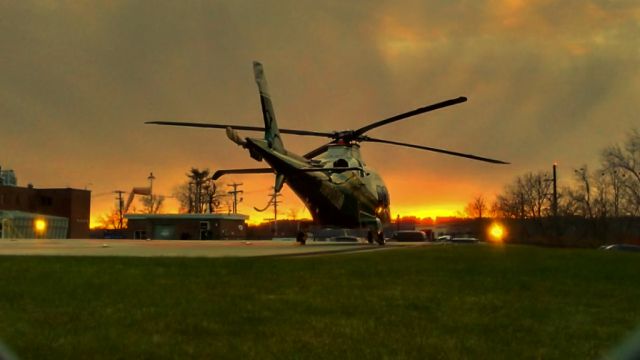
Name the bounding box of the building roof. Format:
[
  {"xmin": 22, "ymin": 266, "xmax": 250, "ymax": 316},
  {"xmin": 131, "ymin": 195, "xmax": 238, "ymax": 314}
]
[{"xmin": 124, "ymin": 213, "xmax": 249, "ymax": 221}]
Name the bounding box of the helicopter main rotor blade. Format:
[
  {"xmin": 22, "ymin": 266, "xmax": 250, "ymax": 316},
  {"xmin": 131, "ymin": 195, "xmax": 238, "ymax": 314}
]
[
  {"xmin": 212, "ymin": 168, "xmax": 274, "ymax": 180},
  {"xmin": 363, "ymin": 136, "xmax": 509, "ymax": 164},
  {"xmin": 352, "ymin": 97, "xmax": 467, "ymax": 138},
  {"xmin": 146, "ymin": 121, "xmax": 334, "ymax": 137}
]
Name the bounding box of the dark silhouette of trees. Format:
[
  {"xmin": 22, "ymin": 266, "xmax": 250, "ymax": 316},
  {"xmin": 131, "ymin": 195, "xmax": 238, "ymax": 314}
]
[
  {"xmin": 488, "ymin": 128, "xmax": 639, "ymax": 220},
  {"xmin": 465, "ymin": 195, "xmax": 487, "ymax": 219},
  {"xmin": 493, "ymin": 171, "xmax": 552, "ymax": 219},
  {"xmin": 140, "ymin": 195, "xmax": 165, "ymax": 214},
  {"xmin": 462, "ymin": 128, "xmax": 639, "ymax": 247},
  {"xmin": 173, "ymin": 167, "xmax": 223, "ymax": 214},
  {"xmin": 97, "ymin": 208, "xmax": 124, "ymax": 229},
  {"xmin": 602, "ymin": 128, "xmax": 640, "ymax": 216},
  {"xmin": 569, "ymin": 166, "xmax": 594, "ymax": 218}
]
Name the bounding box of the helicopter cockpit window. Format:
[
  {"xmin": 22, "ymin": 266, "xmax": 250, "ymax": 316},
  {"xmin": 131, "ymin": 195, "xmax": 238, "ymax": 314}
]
[{"xmin": 333, "ymin": 159, "xmax": 349, "ymax": 168}]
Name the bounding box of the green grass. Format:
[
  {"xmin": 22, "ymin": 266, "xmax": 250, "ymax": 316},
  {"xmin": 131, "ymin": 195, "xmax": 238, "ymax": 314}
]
[{"xmin": 1, "ymin": 245, "xmax": 639, "ymax": 359}]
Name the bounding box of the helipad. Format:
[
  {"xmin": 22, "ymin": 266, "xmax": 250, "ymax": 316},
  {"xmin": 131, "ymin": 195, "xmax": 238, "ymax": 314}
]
[{"xmin": 0, "ymin": 239, "xmax": 427, "ymax": 258}]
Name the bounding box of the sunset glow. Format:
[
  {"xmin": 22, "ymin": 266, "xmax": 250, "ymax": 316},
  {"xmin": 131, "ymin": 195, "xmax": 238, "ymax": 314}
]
[
  {"xmin": 392, "ymin": 205, "xmax": 463, "ymax": 222},
  {"xmin": 89, "ymin": 200, "xmax": 466, "ymax": 229}
]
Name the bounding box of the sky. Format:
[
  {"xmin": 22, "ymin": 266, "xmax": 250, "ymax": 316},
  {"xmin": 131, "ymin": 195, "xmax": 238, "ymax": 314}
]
[{"xmin": 1, "ymin": 0, "xmax": 639, "ymax": 226}]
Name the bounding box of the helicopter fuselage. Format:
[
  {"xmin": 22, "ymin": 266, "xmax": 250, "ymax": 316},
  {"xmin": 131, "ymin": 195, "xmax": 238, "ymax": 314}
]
[{"xmin": 244, "ymin": 138, "xmax": 391, "ymax": 229}]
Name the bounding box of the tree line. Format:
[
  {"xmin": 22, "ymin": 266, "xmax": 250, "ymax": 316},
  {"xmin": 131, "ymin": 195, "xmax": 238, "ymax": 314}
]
[{"xmin": 466, "ymin": 128, "xmax": 640, "ymax": 220}]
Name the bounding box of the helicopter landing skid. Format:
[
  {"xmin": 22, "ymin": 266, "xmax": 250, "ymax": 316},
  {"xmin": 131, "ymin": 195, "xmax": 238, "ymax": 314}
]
[{"xmin": 367, "ymin": 229, "xmax": 386, "ymax": 246}]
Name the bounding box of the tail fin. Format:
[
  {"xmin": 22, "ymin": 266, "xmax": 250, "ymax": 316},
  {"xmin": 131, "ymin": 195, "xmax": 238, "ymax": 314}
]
[{"xmin": 253, "ymin": 61, "xmax": 285, "ymax": 153}]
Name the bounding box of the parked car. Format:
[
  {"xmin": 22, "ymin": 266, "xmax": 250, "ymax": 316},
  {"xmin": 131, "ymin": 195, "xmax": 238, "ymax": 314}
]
[
  {"xmin": 599, "ymin": 244, "xmax": 640, "ymax": 252},
  {"xmin": 332, "ymin": 235, "xmax": 360, "ymax": 243},
  {"xmin": 392, "ymin": 230, "xmax": 427, "ymax": 242},
  {"xmin": 451, "ymin": 236, "xmax": 480, "ymax": 244},
  {"xmin": 436, "ymin": 235, "xmax": 452, "ymax": 242}
]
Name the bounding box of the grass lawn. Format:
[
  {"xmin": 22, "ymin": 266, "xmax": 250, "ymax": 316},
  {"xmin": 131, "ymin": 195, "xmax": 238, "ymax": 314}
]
[{"xmin": 1, "ymin": 245, "xmax": 639, "ymax": 359}]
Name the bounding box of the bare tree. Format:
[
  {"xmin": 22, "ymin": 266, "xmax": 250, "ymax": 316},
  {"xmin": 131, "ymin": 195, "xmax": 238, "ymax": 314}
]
[
  {"xmin": 97, "ymin": 208, "xmax": 128, "ymax": 229},
  {"xmin": 557, "ymin": 185, "xmax": 580, "ymax": 216},
  {"xmin": 493, "ymin": 171, "xmax": 551, "ymax": 219},
  {"xmin": 492, "ymin": 128, "xmax": 639, "ymax": 222},
  {"xmin": 465, "ymin": 195, "xmax": 487, "ymax": 219},
  {"xmin": 494, "ymin": 186, "xmax": 525, "ymax": 219},
  {"xmin": 203, "ymin": 181, "xmax": 220, "ymax": 213},
  {"xmin": 598, "ymin": 167, "xmax": 625, "ymax": 217},
  {"xmin": 173, "ymin": 183, "xmax": 191, "ymax": 213},
  {"xmin": 140, "ymin": 194, "xmax": 165, "ymax": 214},
  {"xmin": 173, "ymin": 168, "xmax": 223, "ymax": 214},
  {"xmin": 189, "ymin": 168, "xmax": 209, "ymax": 213},
  {"xmin": 602, "ymin": 128, "xmax": 640, "ymax": 216},
  {"xmin": 571, "ymin": 166, "xmax": 594, "ymax": 218}
]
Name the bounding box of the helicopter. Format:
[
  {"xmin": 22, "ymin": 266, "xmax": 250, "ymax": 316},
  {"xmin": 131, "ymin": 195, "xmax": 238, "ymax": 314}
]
[{"xmin": 147, "ymin": 61, "xmax": 508, "ymax": 245}]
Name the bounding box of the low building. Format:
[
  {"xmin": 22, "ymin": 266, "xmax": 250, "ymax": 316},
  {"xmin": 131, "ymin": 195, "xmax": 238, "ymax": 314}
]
[
  {"xmin": 0, "ymin": 210, "xmax": 68, "ymax": 239},
  {"xmin": 0, "ymin": 185, "xmax": 90, "ymax": 238},
  {"xmin": 125, "ymin": 213, "xmax": 249, "ymax": 240}
]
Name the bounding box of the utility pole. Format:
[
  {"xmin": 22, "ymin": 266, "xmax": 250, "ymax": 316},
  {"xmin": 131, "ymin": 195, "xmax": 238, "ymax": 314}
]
[
  {"xmin": 552, "ymin": 163, "xmax": 558, "ymax": 217},
  {"xmin": 148, "ymin": 172, "xmax": 155, "ymax": 194},
  {"xmin": 227, "ymin": 183, "xmax": 244, "ymax": 214},
  {"xmin": 269, "ymin": 187, "xmax": 282, "ymax": 236},
  {"xmin": 253, "ymin": 187, "xmax": 283, "ymax": 237},
  {"xmin": 147, "ymin": 172, "xmax": 156, "ymax": 214},
  {"xmin": 114, "ymin": 190, "xmax": 126, "ymax": 229}
]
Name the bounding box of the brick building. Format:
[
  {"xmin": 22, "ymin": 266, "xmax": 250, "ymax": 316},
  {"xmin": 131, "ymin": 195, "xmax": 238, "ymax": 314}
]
[
  {"xmin": 0, "ymin": 185, "xmax": 91, "ymax": 238},
  {"xmin": 125, "ymin": 213, "xmax": 249, "ymax": 240}
]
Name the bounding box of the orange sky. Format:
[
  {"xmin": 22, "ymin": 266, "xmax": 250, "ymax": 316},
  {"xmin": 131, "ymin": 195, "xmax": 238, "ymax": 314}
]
[
  {"xmin": 2, "ymin": 1, "xmax": 639, "ymax": 228},
  {"xmin": 86, "ymin": 165, "xmax": 477, "ymax": 228}
]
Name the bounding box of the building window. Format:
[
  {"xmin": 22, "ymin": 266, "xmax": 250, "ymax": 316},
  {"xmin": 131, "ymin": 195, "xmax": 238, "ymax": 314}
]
[
  {"xmin": 40, "ymin": 196, "xmax": 53, "ymax": 206},
  {"xmin": 200, "ymin": 221, "xmax": 211, "ymax": 240}
]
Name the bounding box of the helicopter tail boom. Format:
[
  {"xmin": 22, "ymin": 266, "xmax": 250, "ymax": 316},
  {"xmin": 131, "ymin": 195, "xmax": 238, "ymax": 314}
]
[{"xmin": 254, "ymin": 61, "xmax": 285, "ymax": 154}]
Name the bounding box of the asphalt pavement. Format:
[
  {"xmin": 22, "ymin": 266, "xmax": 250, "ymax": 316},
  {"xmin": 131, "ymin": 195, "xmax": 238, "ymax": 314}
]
[{"xmin": 0, "ymin": 239, "xmax": 429, "ymax": 258}]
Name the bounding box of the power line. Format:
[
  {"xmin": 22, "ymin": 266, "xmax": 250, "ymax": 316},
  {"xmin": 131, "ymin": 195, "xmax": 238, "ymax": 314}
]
[
  {"xmin": 252, "ymin": 187, "xmax": 283, "ymax": 236},
  {"xmin": 91, "ymin": 191, "xmax": 114, "ymax": 198}
]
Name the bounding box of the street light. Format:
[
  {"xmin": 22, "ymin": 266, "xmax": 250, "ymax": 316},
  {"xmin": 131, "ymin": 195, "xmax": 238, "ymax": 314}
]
[
  {"xmin": 34, "ymin": 219, "xmax": 47, "ymax": 238},
  {"xmin": 488, "ymin": 222, "xmax": 506, "ymax": 243}
]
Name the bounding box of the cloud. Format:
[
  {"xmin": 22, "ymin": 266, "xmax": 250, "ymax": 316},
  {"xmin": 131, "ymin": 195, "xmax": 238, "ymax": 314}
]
[{"xmin": 0, "ymin": 0, "xmax": 638, "ymax": 222}]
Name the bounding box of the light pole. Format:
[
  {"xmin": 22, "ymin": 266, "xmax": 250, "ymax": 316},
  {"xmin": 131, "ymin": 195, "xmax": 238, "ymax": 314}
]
[
  {"xmin": 148, "ymin": 172, "xmax": 155, "ymax": 194},
  {"xmin": 552, "ymin": 163, "xmax": 558, "ymax": 217},
  {"xmin": 147, "ymin": 172, "xmax": 156, "ymax": 214}
]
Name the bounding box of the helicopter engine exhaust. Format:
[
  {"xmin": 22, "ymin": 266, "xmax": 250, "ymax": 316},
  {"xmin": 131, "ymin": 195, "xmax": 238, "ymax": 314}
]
[{"xmin": 226, "ymin": 127, "xmax": 246, "ymax": 146}]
